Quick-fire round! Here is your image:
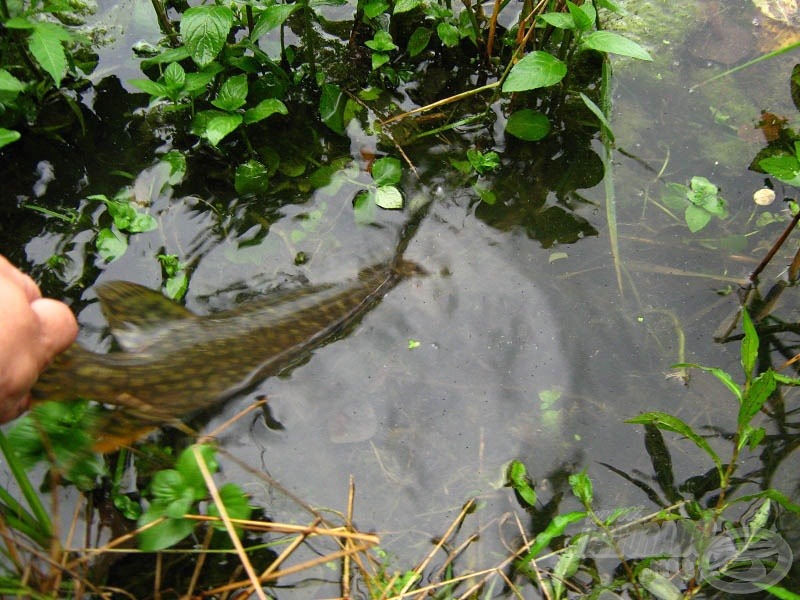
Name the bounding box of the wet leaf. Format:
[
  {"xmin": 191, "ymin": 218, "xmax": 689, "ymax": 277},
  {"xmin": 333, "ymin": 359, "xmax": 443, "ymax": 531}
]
[
  {"xmin": 0, "ymin": 128, "xmax": 21, "ymax": 149},
  {"xmin": 506, "ymin": 109, "xmax": 551, "ymax": 141},
  {"xmin": 243, "ymin": 98, "xmax": 287, "ymax": 124},
  {"xmin": 208, "ymin": 483, "xmax": 252, "ymax": 530},
  {"xmin": 507, "ymin": 460, "xmax": 537, "ymax": 508},
  {"xmin": 569, "ymin": 470, "xmax": 593, "ymax": 506},
  {"xmin": 28, "ymin": 22, "xmax": 71, "ymax": 87},
  {"xmin": 181, "ymin": 5, "xmax": 233, "ymax": 68},
  {"xmin": 581, "ymin": 31, "xmax": 652, "ymax": 61},
  {"xmin": 626, "ymin": 412, "xmax": 722, "ymax": 473},
  {"xmin": 372, "ymin": 157, "xmax": 402, "ymax": 185},
  {"xmin": 741, "ymin": 308, "xmax": 758, "ymax": 381},
  {"xmin": 407, "ymin": 27, "xmax": 432, "ymax": 56},
  {"xmin": 176, "ymin": 444, "xmax": 218, "ymax": 498},
  {"xmin": 251, "ymin": 4, "xmax": 300, "ymax": 39},
  {"xmin": 320, "ymin": 84, "xmax": 346, "ymax": 134},
  {"xmin": 502, "ymin": 51, "xmax": 567, "ymax": 92},
  {"xmin": 394, "ymin": 0, "xmax": 422, "ymax": 14},
  {"xmin": 211, "ymin": 74, "xmax": 248, "ymax": 112},
  {"xmin": 96, "ymin": 228, "xmax": 127, "ymax": 262},
  {"xmin": 235, "ymin": 159, "xmax": 271, "ymax": 195},
  {"xmin": 375, "ymin": 185, "xmax": 403, "ymax": 209},
  {"xmin": 638, "ymin": 567, "xmax": 682, "ymax": 600},
  {"xmin": 437, "ymin": 22, "xmax": 459, "ymax": 47}
]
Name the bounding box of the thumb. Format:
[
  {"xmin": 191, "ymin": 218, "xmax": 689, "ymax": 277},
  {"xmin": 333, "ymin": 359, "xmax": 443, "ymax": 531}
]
[{"xmin": 30, "ymin": 298, "xmax": 78, "ymax": 359}]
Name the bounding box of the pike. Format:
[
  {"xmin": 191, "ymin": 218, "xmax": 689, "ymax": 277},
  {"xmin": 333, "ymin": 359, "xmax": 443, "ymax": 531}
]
[{"xmin": 32, "ymin": 258, "xmax": 422, "ymax": 451}]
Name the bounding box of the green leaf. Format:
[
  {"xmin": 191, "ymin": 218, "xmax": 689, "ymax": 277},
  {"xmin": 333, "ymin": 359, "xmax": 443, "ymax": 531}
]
[
  {"xmin": 193, "ymin": 110, "xmax": 243, "ymax": 146},
  {"xmin": 371, "ymin": 53, "xmax": 390, "ymax": 70},
  {"xmin": 437, "ymin": 22, "xmax": 459, "ymax": 47},
  {"xmin": 176, "ymin": 444, "xmax": 218, "ymax": 497},
  {"xmin": 568, "ymin": 470, "xmax": 593, "ymax": 506},
  {"xmin": 208, "ymin": 483, "xmax": 252, "ymax": 530},
  {"xmin": 466, "ymin": 149, "xmax": 500, "ymax": 174},
  {"xmin": 163, "ymin": 62, "xmax": 186, "ymax": 91},
  {"xmin": 96, "ymin": 228, "xmax": 127, "ymax": 262},
  {"xmin": 212, "ymin": 74, "xmax": 248, "ymax": 111},
  {"xmin": 28, "ymin": 22, "xmax": 71, "ymax": 87},
  {"xmin": 502, "ymin": 51, "xmax": 567, "ymax": 92},
  {"xmin": 235, "ymin": 159, "xmax": 271, "ymax": 195},
  {"xmin": 625, "ymin": 412, "xmax": 722, "ymax": 472},
  {"xmin": 638, "ymin": 567, "xmax": 683, "ymax": 600},
  {"xmin": 372, "ymin": 157, "xmax": 402, "ymax": 185},
  {"xmin": 567, "ymin": 0, "xmax": 594, "ymax": 31},
  {"xmin": 129, "ymin": 78, "xmax": 170, "ymax": 98},
  {"xmin": 505, "ymin": 109, "xmax": 551, "ymax": 141},
  {"xmin": 760, "ymin": 155, "xmax": 800, "ymax": 187},
  {"xmin": 741, "ymin": 309, "xmax": 758, "ymax": 381},
  {"xmin": 365, "ymin": 30, "xmax": 397, "ymax": 52},
  {"xmin": 580, "ymin": 92, "xmax": 614, "ymax": 142},
  {"xmin": 375, "ymin": 185, "xmax": 403, "ymax": 209},
  {"xmin": 165, "ymin": 272, "xmax": 188, "ymax": 301},
  {"xmin": 518, "ymin": 512, "xmax": 587, "ymax": 562},
  {"xmin": 740, "ymin": 370, "xmax": 775, "ymax": 428},
  {"xmin": 180, "ymin": 5, "xmax": 234, "ymax": 68},
  {"xmin": 394, "ymin": 0, "xmax": 422, "ymax": 13},
  {"xmin": 407, "ymin": 26, "xmax": 432, "ymax": 57},
  {"xmin": 353, "ymin": 189, "xmax": 376, "ymax": 225},
  {"xmin": 581, "ymin": 31, "xmax": 653, "ymax": 60},
  {"xmin": 685, "ymin": 204, "xmax": 712, "ymax": 233},
  {"xmin": 363, "ymin": 0, "xmax": 389, "ymax": 18},
  {"xmin": 137, "ymin": 507, "xmax": 195, "ymax": 551},
  {"xmin": 319, "ymin": 83, "xmax": 346, "ymax": 134},
  {"xmin": 673, "ymin": 363, "xmax": 743, "ymax": 401},
  {"xmin": 0, "ymin": 69, "xmax": 26, "ymax": 94},
  {"xmin": 244, "ymin": 98, "xmax": 288, "ymax": 124},
  {"xmin": 537, "ymin": 12, "xmax": 576, "ymax": 29},
  {"xmin": 252, "ymin": 4, "xmax": 300, "ymax": 39},
  {"xmin": 127, "ymin": 212, "xmax": 158, "ymax": 233},
  {"xmin": 0, "ymin": 129, "xmax": 21, "ymax": 149},
  {"xmin": 507, "ymin": 460, "xmax": 537, "ymax": 507}
]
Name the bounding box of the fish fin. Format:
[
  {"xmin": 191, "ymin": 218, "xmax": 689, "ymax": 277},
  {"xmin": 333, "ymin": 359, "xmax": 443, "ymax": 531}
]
[{"xmin": 96, "ymin": 281, "xmax": 196, "ymax": 351}]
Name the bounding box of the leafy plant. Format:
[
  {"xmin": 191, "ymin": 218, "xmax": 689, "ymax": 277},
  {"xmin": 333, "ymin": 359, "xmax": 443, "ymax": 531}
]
[
  {"xmin": 137, "ymin": 444, "xmax": 252, "ymax": 551},
  {"xmin": 662, "ymin": 176, "xmax": 729, "ymax": 233},
  {"xmin": 0, "ymin": 0, "xmax": 97, "ymax": 146},
  {"xmin": 760, "ymin": 140, "xmax": 800, "ymax": 186}
]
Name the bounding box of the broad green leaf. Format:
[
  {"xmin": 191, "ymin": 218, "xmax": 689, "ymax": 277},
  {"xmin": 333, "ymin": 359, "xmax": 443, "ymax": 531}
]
[
  {"xmin": 212, "ymin": 74, "xmax": 248, "ymax": 111},
  {"xmin": 363, "ymin": 0, "xmax": 389, "ymax": 18},
  {"xmin": 165, "ymin": 272, "xmax": 188, "ymax": 301},
  {"xmin": 96, "ymin": 228, "xmax": 127, "ymax": 262},
  {"xmin": 141, "ymin": 47, "xmax": 191, "ymax": 68},
  {"xmin": 365, "ymin": 30, "xmax": 397, "ymax": 52},
  {"xmin": 581, "ymin": 31, "xmax": 653, "ymax": 61},
  {"xmin": 375, "ymin": 185, "xmax": 403, "ymax": 209},
  {"xmin": 371, "ymin": 53, "xmax": 390, "ymax": 70},
  {"xmin": 519, "ymin": 511, "xmax": 587, "ymax": 562},
  {"xmin": 568, "ymin": 470, "xmax": 593, "ymax": 506},
  {"xmin": 740, "ymin": 370, "xmax": 775, "ymax": 427},
  {"xmin": 685, "ymin": 204, "xmax": 712, "ymax": 233},
  {"xmin": 128, "ymin": 78, "xmax": 169, "ymax": 98},
  {"xmin": 244, "ymin": 98, "xmax": 288, "ymax": 124},
  {"xmin": 394, "ymin": 0, "xmax": 422, "ymax": 13},
  {"xmin": 407, "ymin": 26, "xmax": 432, "ymax": 57},
  {"xmin": 0, "ymin": 129, "xmax": 21, "ymax": 149},
  {"xmin": 505, "ymin": 109, "xmax": 551, "ymax": 141},
  {"xmin": 235, "ymin": 159, "xmax": 271, "ymax": 195},
  {"xmin": 625, "ymin": 412, "xmax": 722, "ymax": 472},
  {"xmin": 638, "ymin": 567, "xmax": 682, "ymax": 600},
  {"xmin": 127, "ymin": 212, "xmax": 158, "ymax": 233},
  {"xmin": 760, "ymin": 156, "xmax": 800, "ymax": 187},
  {"xmin": 741, "ymin": 309, "xmax": 758, "ymax": 381},
  {"xmin": 194, "ymin": 111, "xmax": 243, "ymax": 146},
  {"xmin": 28, "ymin": 23, "xmax": 71, "ymax": 87},
  {"xmin": 176, "ymin": 444, "xmax": 218, "ymax": 497},
  {"xmin": 208, "ymin": 483, "xmax": 253, "ymax": 530},
  {"xmin": 163, "ymin": 62, "xmax": 186, "ymax": 91},
  {"xmin": 537, "ymin": 12, "xmax": 575, "ymax": 29},
  {"xmin": 165, "ymin": 487, "xmax": 195, "ymax": 519},
  {"xmin": 251, "ymin": 4, "xmax": 300, "ymax": 39},
  {"xmin": 319, "ymin": 84, "xmax": 346, "ymax": 134},
  {"xmin": 580, "ymin": 92, "xmax": 614, "ymax": 142},
  {"xmin": 567, "ymin": 0, "xmax": 594, "ymax": 31},
  {"xmin": 507, "ymin": 460, "xmax": 537, "ymax": 507},
  {"xmin": 180, "ymin": 5, "xmax": 233, "ymax": 68},
  {"xmin": 3, "ymin": 17, "xmax": 34, "ymax": 29},
  {"xmin": 0, "ymin": 69, "xmax": 26, "ymax": 93},
  {"xmin": 437, "ymin": 22, "xmax": 459, "ymax": 47},
  {"xmin": 473, "ymin": 183, "xmax": 496, "ymax": 205},
  {"xmin": 502, "ymin": 51, "xmax": 567, "ymax": 92},
  {"xmin": 353, "ymin": 189, "xmax": 376, "ymax": 225},
  {"xmin": 372, "ymin": 156, "xmax": 401, "ymax": 185},
  {"xmin": 150, "ymin": 469, "xmax": 187, "ymax": 502},
  {"xmin": 137, "ymin": 507, "xmax": 195, "ymax": 551}
]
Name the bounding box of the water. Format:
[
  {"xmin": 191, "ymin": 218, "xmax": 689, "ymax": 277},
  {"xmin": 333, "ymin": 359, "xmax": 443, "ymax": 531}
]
[{"xmin": 1, "ymin": 0, "xmax": 799, "ymax": 595}]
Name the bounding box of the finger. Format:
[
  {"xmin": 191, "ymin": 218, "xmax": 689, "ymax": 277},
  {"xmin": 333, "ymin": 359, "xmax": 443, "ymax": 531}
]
[
  {"xmin": 30, "ymin": 298, "xmax": 79, "ymax": 359},
  {"xmin": 0, "ymin": 256, "xmax": 42, "ymax": 303}
]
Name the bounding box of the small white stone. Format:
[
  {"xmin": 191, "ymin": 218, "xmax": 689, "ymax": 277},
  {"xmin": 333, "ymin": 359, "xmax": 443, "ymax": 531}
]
[{"xmin": 754, "ymin": 188, "xmax": 776, "ymax": 206}]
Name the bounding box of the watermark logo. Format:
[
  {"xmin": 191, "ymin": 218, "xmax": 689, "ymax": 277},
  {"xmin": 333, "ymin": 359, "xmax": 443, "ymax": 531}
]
[{"xmin": 576, "ymin": 510, "xmax": 793, "ymax": 594}]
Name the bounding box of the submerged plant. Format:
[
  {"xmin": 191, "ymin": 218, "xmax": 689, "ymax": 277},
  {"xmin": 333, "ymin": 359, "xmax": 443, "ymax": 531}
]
[{"xmin": 662, "ymin": 175, "xmax": 729, "ymax": 233}]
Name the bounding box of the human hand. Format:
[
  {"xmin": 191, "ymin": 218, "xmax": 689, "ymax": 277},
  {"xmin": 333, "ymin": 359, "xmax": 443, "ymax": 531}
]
[{"xmin": 0, "ymin": 255, "xmax": 78, "ymax": 423}]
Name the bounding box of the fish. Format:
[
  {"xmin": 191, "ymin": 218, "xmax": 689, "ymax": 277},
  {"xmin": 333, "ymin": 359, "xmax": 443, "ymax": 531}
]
[{"xmin": 31, "ymin": 258, "xmax": 422, "ymax": 451}]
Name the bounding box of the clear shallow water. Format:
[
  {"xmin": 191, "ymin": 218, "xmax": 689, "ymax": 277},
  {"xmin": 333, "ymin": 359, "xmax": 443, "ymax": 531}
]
[{"xmin": 2, "ymin": 0, "xmax": 800, "ymax": 595}]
